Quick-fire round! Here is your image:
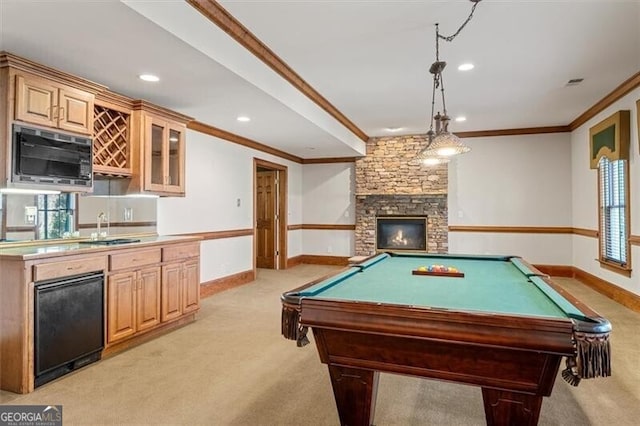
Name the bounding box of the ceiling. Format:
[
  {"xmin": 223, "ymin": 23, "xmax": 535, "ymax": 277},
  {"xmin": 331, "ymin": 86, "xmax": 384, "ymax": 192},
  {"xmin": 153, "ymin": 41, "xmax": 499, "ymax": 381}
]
[{"xmin": 1, "ymin": 0, "xmax": 639, "ymax": 159}]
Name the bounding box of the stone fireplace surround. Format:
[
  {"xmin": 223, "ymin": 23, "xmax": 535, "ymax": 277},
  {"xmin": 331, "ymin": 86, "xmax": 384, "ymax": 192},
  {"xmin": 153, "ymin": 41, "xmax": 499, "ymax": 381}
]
[{"xmin": 355, "ymin": 134, "xmax": 448, "ymax": 256}]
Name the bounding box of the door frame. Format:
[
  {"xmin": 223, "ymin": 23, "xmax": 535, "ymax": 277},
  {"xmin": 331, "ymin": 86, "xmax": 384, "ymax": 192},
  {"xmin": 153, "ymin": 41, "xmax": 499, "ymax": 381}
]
[{"xmin": 253, "ymin": 158, "xmax": 288, "ymax": 270}]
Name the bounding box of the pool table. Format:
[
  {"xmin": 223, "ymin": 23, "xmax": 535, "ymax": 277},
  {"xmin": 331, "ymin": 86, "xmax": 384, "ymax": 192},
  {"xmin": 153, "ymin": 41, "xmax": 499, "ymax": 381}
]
[{"xmin": 281, "ymin": 253, "xmax": 611, "ymax": 426}]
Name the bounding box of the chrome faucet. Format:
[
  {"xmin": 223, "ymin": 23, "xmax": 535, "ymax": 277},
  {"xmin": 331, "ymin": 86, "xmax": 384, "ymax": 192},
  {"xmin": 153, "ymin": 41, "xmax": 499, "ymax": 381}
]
[{"xmin": 97, "ymin": 212, "xmax": 106, "ymax": 238}]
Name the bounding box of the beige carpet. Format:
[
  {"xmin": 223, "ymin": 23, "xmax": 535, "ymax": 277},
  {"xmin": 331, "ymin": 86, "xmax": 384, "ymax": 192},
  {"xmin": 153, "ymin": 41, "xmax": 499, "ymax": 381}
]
[{"xmin": 1, "ymin": 265, "xmax": 639, "ymax": 425}]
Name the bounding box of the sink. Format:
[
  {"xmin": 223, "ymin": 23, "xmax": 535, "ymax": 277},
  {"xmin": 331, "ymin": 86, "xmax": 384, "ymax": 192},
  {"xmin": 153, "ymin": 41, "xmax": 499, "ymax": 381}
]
[{"xmin": 78, "ymin": 238, "xmax": 141, "ymax": 246}]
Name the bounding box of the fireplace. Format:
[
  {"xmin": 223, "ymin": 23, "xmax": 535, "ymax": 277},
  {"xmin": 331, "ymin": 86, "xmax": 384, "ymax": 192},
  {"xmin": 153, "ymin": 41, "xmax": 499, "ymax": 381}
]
[
  {"xmin": 376, "ymin": 217, "xmax": 427, "ymax": 252},
  {"xmin": 354, "ymin": 134, "xmax": 448, "ymax": 256}
]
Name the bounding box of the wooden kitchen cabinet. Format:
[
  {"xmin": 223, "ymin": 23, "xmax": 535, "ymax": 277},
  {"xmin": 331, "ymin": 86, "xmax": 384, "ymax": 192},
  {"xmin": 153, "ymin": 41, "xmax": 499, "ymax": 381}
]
[
  {"xmin": 93, "ymin": 91, "xmax": 134, "ymax": 177},
  {"xmin": 161, "ymin": 243, "xmax": 200, "ymax": 321},
  {"xmin": 182, "ymin": 259, "xmax": 200, "ymax": 314},
  {"xmin": 107, "ymin": 248, "xmax": 162, "ymax": 344},
  {"xmin": 107, "ymin": 271, "xmax": 137, "ymax": 342},
  {"xmin": 15, "ymin": 72, "xmax": 94, "ymax": 135},
  {"xmin": 131, "ymin": 101, "xmax": 192, "ymax": 196},
  {"xmin": 146, "ymin": 115, "xmax": 185, "ymax": 194},
  {"xmin": 107, "ymin": 266, "xmax": 161, "ymax": 344},
  {"xmin": 161, "ymin": 263, "xmax": 183, "ymax": 322}
]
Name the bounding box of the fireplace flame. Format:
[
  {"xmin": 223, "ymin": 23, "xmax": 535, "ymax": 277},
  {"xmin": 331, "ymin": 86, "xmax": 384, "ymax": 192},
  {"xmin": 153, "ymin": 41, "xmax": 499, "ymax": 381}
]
[{"xmin": 390, "ymin": 230, "xmax": 408, "ymax": 246}]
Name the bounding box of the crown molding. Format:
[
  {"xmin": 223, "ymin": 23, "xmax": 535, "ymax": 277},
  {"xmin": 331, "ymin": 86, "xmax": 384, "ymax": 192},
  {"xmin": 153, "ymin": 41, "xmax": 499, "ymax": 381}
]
[
  {"xmin": 132, "ymin": 100, "xmax": 193, "ymax": 124},
  {"xmin": 95, "ymin": 90, "xmax": 134, "ymax": 113},
  {"xmin": 188, "ymin": 120, "xmax": 303, "ymax": 163},
  {"xmin": 0, "ymin": 50, "xmax": 107, "ymax": 94},
  {"xmin": 456, "ymin": 126, "xmax": 571, "ymax": 138},
  {"xmin": 570, "ymin": 70, "xmax": 640, "ymax": 130},
  {"xmin": 185, "ymin": 0, "xmax": 368, "ymax": 142}
]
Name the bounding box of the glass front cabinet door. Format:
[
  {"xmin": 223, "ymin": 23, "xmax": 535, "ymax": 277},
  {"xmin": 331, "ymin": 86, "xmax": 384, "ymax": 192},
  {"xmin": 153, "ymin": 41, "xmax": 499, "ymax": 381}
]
[{"xmin": 144, "ymin": 115, "xmax": 185, "ymax": 195}]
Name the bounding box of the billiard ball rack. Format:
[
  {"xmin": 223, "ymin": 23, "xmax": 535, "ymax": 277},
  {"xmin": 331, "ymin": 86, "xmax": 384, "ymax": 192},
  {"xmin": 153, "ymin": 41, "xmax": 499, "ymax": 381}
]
[{"xmin": 412, "ymin": 270, "xmax": 465, "ymax": 278}]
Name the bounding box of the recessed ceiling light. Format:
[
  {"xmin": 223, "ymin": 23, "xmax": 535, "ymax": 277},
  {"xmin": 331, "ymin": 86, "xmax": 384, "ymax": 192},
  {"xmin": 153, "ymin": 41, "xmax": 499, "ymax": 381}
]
[
  {"xmin": 458, "ymin": 63, "xmax": 474, "ymax": 71},
  {"xmin": 455, "ymin": 116, "xmax": 467, "ymax": 122},
  {"xmin": 385, "ymin": 127, "xmax": 404, "ymax": 132},
  {"xmin": 139, "ymin": 74, "xmax": 160, "ymax": 82},
  {"xmin": 237, "ymin": 116, "xmax": 251, "ymax": 122}
]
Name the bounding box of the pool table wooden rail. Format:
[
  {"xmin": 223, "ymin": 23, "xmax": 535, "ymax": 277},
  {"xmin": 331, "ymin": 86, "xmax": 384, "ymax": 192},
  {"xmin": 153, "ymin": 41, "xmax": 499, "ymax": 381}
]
[{"xmin": 300, "ymin": 298, "xmax": 577, "ymax": 355}]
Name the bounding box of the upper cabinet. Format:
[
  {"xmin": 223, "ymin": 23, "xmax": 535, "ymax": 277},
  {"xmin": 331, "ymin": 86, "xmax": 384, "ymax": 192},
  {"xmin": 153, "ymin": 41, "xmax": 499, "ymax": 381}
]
[
  {"xmin": 1, "ymin": 52, "xmax": 193, "ymax": 196},
  {"xmin": 131, "ymin": 101, "xmax": 192, "ymax": 196},
  {"xmin": 15, "ymin": 73, "xmax": 94, "ymax": 135},
  {"xmin": 93, "ymin": 91, "xmax": 133, "ymax": 177}
]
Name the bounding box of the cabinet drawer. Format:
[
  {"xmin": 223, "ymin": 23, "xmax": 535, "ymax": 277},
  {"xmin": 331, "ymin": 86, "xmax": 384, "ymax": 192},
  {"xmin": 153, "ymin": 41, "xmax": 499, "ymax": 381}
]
[
  {"xmin": 34, "ymin": 256, "xmax": 106, "ymax": 282},
  {"xmin": 162, "ymin": 243, "xmax": 199, "ymax": 262},
  {"xmin": 110, "ymin": 249, "xmax": 161, "ymax": 271}
]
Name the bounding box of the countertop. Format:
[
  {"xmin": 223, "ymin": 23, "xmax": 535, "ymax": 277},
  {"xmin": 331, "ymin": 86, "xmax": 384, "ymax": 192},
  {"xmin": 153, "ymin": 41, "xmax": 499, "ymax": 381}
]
[{"xmin": 0, "ymin": 235, "xmax": 202, "ymax": 261}]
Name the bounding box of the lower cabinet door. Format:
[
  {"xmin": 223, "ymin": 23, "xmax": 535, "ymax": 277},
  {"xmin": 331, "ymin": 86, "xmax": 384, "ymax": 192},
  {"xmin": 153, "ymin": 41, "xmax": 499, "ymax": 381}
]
[
  {"xmin": 136, "ymin": 267, "xmax": 161, "ymax": 332},
  {"xmin": 107, "ymin": 271, "xmax": 137, "ymax": 343},
  {"xmin": 161, "ymin": 263, "xmax": 183, "ymax": 322},
  {"xmin": 182, "ymin": 260, "xmax": 200, "ymax": 314}
]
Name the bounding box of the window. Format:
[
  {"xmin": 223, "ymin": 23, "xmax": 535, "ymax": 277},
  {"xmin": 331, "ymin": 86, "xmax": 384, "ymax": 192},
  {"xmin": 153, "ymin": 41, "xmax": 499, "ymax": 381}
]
[
  {"xmin": 36, "ymin": 194, "xmax": 75, "ymax": 239},
  {"xmin": 598, "ymin": 157, "xmax": 630, "ymax": 273}
]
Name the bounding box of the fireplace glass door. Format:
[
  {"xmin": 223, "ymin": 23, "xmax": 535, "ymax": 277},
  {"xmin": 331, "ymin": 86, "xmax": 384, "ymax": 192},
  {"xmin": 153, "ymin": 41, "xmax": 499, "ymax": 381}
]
[{"xmin": 376, "ymin": 217, "xmax": 427, "ymax": 252}]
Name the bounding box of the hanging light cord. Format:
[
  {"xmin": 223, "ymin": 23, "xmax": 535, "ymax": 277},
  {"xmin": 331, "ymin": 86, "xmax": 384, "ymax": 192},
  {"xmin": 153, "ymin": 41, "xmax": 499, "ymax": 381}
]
[
  {"xmin": 439, "ymin": 0, "xmax": 482, "ymax": 43},
  {"xmin": 427, "ymin": 0, "xmax": 482, "ymax": 140}
]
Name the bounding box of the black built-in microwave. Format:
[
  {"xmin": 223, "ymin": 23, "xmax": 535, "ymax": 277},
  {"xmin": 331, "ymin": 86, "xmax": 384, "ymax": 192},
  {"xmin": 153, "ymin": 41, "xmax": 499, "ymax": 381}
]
[{"xmin": 12, "ymin": 123, "xmax": 93, "ymax": 189}]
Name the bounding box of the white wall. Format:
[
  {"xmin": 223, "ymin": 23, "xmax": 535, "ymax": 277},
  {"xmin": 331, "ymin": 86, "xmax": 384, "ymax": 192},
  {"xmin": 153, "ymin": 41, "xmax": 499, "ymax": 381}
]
[
  {"xmin": 301, "ymin": 163, "xmax": 355, "ymax": 256},
  {"xmin": 157, "ymin": 130, "xmax": 302, "ymax": 282},
  {"xmin": 571, "ymin": 87, "xmax": 640, "ymax": 296},
  {"xmin": 448, "ymin": 133, "xmax": 573, "ymax": 265}
]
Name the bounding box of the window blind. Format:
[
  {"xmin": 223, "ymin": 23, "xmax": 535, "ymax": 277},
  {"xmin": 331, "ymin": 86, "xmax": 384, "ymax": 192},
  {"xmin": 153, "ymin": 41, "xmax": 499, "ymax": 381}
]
[{"xmin": 599, "ymin": 158, "xmax": 627, "ymax": 265}]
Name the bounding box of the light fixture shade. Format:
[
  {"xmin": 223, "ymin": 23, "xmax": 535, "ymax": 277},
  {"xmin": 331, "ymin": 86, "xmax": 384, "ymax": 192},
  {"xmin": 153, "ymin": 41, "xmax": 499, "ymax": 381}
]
[
  {"xmin": 418, "ymin": 132, "xmax": 471, "ymax": 158},
  {"xmin": 420, "ymin": 156, "xmax": 450, "ymax": 166}
]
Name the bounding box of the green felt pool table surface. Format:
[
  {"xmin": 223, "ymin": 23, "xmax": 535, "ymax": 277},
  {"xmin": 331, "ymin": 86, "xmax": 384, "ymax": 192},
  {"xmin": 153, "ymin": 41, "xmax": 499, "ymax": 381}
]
[{"xmin": 300, "ymin": 252, "xmax": 583, "ymax": 320}]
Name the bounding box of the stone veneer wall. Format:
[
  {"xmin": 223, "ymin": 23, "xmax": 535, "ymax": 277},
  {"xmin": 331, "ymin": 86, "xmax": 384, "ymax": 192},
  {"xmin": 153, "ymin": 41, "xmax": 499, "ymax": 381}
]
[{"xmin": 355, "ymin": 134, "xmax": 448, "ymax": 256}]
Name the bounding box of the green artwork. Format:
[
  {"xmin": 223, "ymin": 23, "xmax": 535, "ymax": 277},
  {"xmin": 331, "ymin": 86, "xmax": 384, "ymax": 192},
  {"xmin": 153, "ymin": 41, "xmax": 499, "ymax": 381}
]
[
  {"xmin": 591, "ymin": 124, "xmax": 616, "ymax": 158},
  {"xmin": 591, "ymin": 125, "xmax": 616, "ymax": 160}
]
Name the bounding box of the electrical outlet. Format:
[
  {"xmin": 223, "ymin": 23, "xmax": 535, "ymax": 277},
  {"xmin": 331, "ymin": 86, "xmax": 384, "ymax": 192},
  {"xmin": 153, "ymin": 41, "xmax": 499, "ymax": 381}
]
[
  {"xmin": 124, "ymin": 207, "xmax": 133, "ymax": 222},
  {"xmin": 24, "ymin": 206, "xmax": 37, "ymax": 224},
  {"xmin": 327, "ymin": 246, "xmax": 333, "ymax": 253}
]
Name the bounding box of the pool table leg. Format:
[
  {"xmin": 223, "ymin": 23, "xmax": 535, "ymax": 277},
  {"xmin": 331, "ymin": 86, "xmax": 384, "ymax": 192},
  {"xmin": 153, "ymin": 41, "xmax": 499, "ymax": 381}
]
[
  {"xmin": 481, "ymin": 388, "xmax": 543, "ymax": 426},
  {"xmin": 328, "ymin": 365, "xmax": 379, "ymax": 426}
]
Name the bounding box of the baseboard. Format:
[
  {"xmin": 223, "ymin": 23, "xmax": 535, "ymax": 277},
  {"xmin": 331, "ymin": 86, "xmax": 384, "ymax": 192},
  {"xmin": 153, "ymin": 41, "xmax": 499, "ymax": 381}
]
[
  {"xmin": 573, "ymin": 267, "xmax": 640, "ymax": 313},
  {"xmin": 533, "ymin": 264, "xmax": 574, "ymax": 277},
  {"xmin": 287, "ymin": 255, "xmax": 304, "ymax": 268},
  {"xmin": 537, "ymin": 264, "xmax": 640, "ymax": 314},
  {"xmin": 200, "ymin": 269, "xmax": 256, "ymax": 298},
  {"xmin": 290, "ymin": 254, "xmax": 350, "ymax": 266}
]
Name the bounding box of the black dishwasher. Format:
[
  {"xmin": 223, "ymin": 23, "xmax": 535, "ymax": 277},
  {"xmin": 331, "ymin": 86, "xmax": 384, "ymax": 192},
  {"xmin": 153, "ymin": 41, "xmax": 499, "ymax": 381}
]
[{"xmin": 34, "ymin": 272, "xmax": 104, "ymax": 387}]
